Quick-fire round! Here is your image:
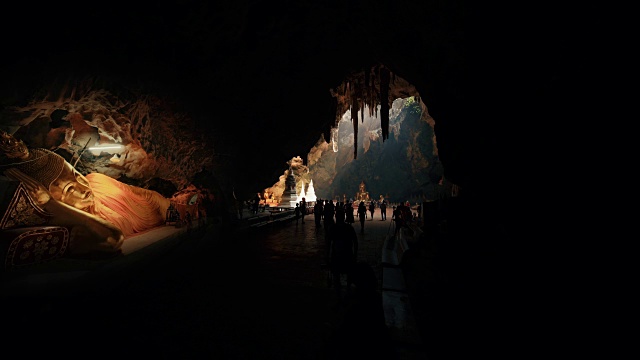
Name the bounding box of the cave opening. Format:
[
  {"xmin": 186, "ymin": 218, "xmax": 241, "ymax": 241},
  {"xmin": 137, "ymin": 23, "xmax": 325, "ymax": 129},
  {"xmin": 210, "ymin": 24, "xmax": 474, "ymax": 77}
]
[{"xmin": 263, "ymin": 65, "xmax": 455, "ymax": 208}]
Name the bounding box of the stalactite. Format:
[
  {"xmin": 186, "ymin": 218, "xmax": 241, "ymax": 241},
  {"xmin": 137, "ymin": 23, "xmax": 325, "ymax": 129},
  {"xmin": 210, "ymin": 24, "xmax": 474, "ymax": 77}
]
[
  {"xmin": 358, "ymin": 80, "xmax": 367, "ymax": 122},
  {"xmin": 350, "ymin": 79, "xmax": 357, "ymax": 123},
  {"xmin": 374, "ymin": 66, "xmax": 380, "ymax": 119},
  {"xmin": 365, "ymin": 69, "xmax": 371, "ymax": 117},
  {"xmin": 364, "ymin": 69, "xmax": 370, "ymax": 118},
  {"xmin": 358, "ymin": 76, "xmax": 367, "ymax": 122},
  {"xmin": 352, "ymin": 78, "xmax": 358, "ymax": 123},
  {"xmin": 380, "ymin": 66, "xmax": 390, "ymax": 141},
  {"xmin": 347, "ymin": 72, "xmax": 358, "ymax": 158},
  {"xmin": 353, "ymin": 109, "xmax": 358, "ymax": 159},
  {"xmin": 371, "ymin": 65, "xmax": 376, "ymax": 111},
  {"xmin": 330, "ymin": 63, "xmax": 420, "ymax": 158},
  {"xmin": 356, "ymin": 79, "xmax": 363, "ymax": 123}
]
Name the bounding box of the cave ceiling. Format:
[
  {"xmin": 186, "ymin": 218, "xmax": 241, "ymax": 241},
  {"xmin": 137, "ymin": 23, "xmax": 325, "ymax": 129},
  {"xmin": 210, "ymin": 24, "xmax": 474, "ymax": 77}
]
[{"xmin": 0, "ymin": 1, "xmax": 588, "ymax": 203}]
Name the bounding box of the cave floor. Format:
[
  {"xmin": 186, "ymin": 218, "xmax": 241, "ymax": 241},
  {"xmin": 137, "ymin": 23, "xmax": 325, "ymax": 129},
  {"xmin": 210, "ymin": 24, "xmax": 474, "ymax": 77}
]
[{"xmin": 0, "ymin": 210, "xmax": 477, "ymax": 359}]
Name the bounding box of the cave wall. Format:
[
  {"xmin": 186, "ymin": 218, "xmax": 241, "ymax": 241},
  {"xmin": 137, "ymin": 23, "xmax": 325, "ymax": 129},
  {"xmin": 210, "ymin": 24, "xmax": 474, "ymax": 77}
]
[{"xmin": 0, "ymin": 83, "xmax": 217, "ymax": 195}]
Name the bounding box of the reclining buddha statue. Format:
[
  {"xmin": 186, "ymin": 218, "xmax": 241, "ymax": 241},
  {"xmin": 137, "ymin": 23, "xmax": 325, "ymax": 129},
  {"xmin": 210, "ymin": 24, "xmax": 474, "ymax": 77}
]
[{"xmin": 1, "ymin": 130, "xmax": 171, "ymax": 257}]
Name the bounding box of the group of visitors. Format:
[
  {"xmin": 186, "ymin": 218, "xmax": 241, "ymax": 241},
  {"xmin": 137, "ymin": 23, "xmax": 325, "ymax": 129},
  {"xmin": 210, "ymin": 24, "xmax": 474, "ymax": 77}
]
[
  {"xmin": 292, "ymin": 195, "xmax": 418, "ymax": 297},
  {"xmin": 308, "ymin": 197, "xmax": 404, "ymax": 234},
  {"xmin": 391, "ymin": 202, "xmax": 417, "ymax": 235},
  {"xmin": 290, "ymin": 195, "xmax": 422, "ymax": 316},
  {"xmin": 312, "ymin": 199, "xmax": 360, "ymax": 227}
]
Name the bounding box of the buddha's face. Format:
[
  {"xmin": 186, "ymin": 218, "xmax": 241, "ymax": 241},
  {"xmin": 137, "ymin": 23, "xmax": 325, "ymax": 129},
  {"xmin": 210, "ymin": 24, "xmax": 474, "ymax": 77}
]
[{"xmin": 49, "ymin": 163, "xmax": 95, "ymax": 212}]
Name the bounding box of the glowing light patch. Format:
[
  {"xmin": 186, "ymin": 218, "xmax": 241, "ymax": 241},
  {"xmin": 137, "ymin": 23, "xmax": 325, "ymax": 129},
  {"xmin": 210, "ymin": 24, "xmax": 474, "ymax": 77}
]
[
  {"xmin": 89, "ymin": 144, "xmax": 125, "ymax": 156},
  {"xmin": 89, "ymin": 145, "xmax": 124, "ymax": 150}
]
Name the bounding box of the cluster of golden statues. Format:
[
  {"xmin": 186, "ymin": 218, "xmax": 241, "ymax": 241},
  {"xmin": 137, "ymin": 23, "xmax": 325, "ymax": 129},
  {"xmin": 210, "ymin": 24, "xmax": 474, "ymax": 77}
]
[{"xmin": 1, "ymin": 130, "xmax": 170, "ymax": 257}]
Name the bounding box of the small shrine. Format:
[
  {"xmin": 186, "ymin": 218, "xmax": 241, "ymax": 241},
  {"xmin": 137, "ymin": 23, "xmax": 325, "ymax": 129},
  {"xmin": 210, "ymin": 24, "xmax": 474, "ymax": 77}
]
[{"xmin": 279, "ymin": 166, "xmax": 298, "ymax": 208}]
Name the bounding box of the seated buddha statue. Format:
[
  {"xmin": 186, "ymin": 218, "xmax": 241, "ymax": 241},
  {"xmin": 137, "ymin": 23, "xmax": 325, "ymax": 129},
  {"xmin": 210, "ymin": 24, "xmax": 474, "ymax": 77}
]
[
  {"xmin": 1, "ymin": 130, "xmax": 171, "ymax": 256},
  {"xmin": 355, "ymin": 180, "xmax": 370, "ymax": 202}
]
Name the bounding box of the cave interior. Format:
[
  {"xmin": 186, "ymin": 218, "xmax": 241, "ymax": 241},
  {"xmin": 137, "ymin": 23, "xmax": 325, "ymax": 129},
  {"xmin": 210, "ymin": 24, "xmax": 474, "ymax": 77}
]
[{"xmin": 0, "ymin": 0, "xmax": 602, "ymax": 347}]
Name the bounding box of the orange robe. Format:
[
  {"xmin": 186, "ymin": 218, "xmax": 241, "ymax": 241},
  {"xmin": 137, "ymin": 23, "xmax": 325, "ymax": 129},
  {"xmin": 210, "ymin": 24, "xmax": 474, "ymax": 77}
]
[{"xmin": 86, "ymin": 173, "xmax": 169, "ymax": 237}]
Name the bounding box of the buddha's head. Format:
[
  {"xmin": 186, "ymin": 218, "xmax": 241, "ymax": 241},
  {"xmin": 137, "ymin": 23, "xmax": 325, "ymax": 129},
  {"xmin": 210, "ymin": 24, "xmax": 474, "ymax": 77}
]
[
  {"xmin": 2, "ymin": 131, "xmax": 95, "ymax": 212},
  {"xmin": 46, "ymin": 153, "xmax": 95, "ymax": 212}
]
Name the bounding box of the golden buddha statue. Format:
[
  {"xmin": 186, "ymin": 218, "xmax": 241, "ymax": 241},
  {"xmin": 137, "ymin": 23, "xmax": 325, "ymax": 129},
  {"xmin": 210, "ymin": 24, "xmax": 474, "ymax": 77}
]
[
  {"xmin": 355, "ymin": 180, "xmax": 370, "ymax": 202},
  {"xmin": 1, "ymin": 130, "xmax": 170, "ymax": 256}
]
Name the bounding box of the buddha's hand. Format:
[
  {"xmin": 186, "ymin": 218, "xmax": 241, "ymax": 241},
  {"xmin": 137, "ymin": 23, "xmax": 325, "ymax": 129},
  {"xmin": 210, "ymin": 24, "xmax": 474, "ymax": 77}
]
[
  {"xmin": 68, "ymin": 220, "xmax": 125, "ymax": 254},
  {"xmin": 47, "ymin": 199, "xmax": 125, "ymax": 254},
  {"xmin": 3, "ymin": 167, "xmax": 51, "ymax": 206}
]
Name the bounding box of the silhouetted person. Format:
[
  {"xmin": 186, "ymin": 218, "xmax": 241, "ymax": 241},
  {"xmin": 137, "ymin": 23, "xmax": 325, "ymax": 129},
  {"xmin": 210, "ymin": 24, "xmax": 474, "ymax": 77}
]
[
  {"xmin": 314, "ymin": 199, "xmax": 323, "ymax": 228},
  {"xmin": 185, "ymin": 211, "xmax": 192, "ymax": 234},
  {"xmin": 198, "ymin": 207, "xmax": 207, "ymax": 228},
  {"xmin": 294, "ymin": 203, "xmax": 301, "ymax": 225},
  {"xmin": 345, "ymin": 200, "xmax": 355, "ymax": 224},
  {"xmin": 368, "ymin": 201, "xmax": 375, "ymax": 220},
  {"xmin": 324, "ymin": 199, "xmax": 335, "ymax": 229},
  {"xmin": 173, "ymin": 211, "xmax": 181, "ymax": 228},
  {"xmin": 380, "ymin": 200, "xmax": 387, "ymax": 220},
  {"xmin": 401, "ymin": 201, "xmax": 412, "ymax": 224},
  {"xmin": 253, "ymin": 193, "xmax": 260, "ymax": 214},
  {"xmin": 335, "ymin": 201, "xmax": 345, "ymax": 223},
  {"xmin": 300, "ymin": 197, "xmax": 307, "ymax": 223},
  {"xmin": 392, "ymin": 205, "xmax": 404, "ymax": 236},
  {"xmin": 357, "ymin": 201, "xmax": 367, "ymax": 233},
  {"xmin": 328, "ymin": 215, "xmax": 358, "ymax": 301}
]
